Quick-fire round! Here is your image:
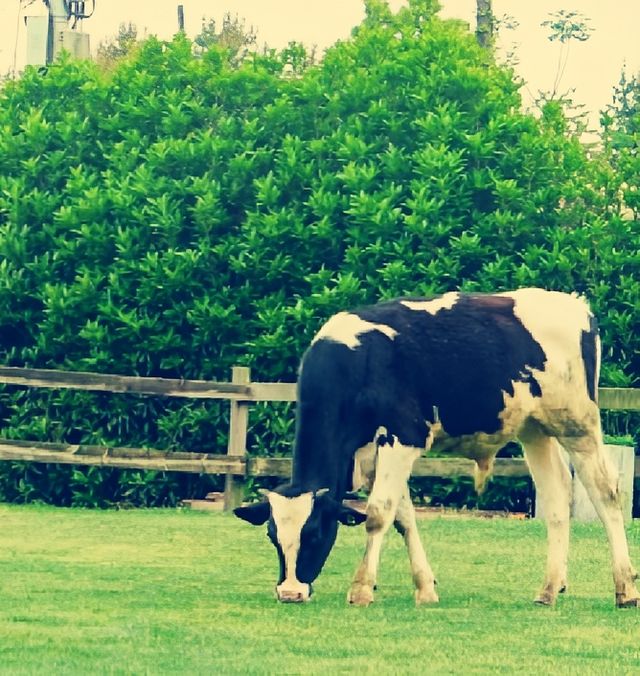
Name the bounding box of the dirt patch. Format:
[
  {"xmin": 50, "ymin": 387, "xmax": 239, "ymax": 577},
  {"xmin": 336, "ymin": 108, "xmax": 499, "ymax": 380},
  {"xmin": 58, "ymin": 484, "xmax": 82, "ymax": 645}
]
[{"xmin": 343, "ymin": 500, "xmax": 527, "ymax": 520}]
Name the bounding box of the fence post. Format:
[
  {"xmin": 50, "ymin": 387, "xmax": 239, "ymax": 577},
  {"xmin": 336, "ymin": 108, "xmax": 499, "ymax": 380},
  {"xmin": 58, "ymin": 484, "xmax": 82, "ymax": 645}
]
[
  {"xmin": 223, "ymin": 366, "xmax": 250, "ymax": 511},
  {"xmin": 571, "ymin": 445, "xmax": 635, "ymax": 523},
  {"xmin": 535, "ymin": 445, "xmax": 635, "ymax": 523}
]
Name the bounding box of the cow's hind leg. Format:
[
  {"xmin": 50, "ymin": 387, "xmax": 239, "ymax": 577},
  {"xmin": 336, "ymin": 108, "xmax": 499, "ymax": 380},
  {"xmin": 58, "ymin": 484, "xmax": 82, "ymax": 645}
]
[
  {"xmin": 394, "ymin": 487, "xmax": 439, "ymax": 605},
  {"xmin": 348, "ymin": 434, "xmax": 420, "ymax": 606},
  {"xmin": 520, "ymin": 427, "xmax": 571, "ymax": 606},
  {"xmin": 561, "ymin": 432, "xmax": 640, "ymax": 608}
]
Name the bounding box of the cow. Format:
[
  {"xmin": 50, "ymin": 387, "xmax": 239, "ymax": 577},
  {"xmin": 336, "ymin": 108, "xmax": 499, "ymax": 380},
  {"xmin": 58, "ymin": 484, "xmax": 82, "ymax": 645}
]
[{"xmin": 234, "ymin": 288, "xmax": 639, "ymax": 608}]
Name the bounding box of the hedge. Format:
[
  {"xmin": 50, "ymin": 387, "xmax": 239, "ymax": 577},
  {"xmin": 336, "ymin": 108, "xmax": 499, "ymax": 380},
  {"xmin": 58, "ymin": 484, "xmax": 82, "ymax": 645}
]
[{"xmin": 0, "ymin": 0, "xmax": 637, "ymax": 506}]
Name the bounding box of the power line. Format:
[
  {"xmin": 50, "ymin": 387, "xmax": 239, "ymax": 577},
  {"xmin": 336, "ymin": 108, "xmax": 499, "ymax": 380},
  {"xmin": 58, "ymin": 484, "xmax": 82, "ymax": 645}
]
[{"xmin": 12, "ymin": 0, "xmax": 29, "ymax": 77}]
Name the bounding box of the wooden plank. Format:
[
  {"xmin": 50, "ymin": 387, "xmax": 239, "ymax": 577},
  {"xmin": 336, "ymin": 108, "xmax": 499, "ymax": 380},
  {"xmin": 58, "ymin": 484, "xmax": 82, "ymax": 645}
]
[
  {"xmin": 0, "ymin": 366, "xmax": 251, "ymax": 400},
  {"xmin": 412, "ymin": 458, "xmax": 476, "ymax": 477},
  {"xmin": 412, "ymin": 457, "xmax": 531, "ymax": 478},
  {"xmin": 0, "ymin": 439, "xmax": 245, "ymax": 474},
  {"xmin": 248, "ymin": 385, "xmax": 637, "ymax": 408},
  {"xmin": 249, "ymin": 382, "xmax": 297, "ymax": 402},
  {"xmin": 247, "ymin": 456, "xmax": 531, "ymax": 479},
  {"xmin": 487, "ymin": 458, "xmax": 531, "ymax": 477},
  {"xmin": 0, "ymin": 366, "xmax": 297, "ymax": 403},
  {"xmin": 249, "ymin": 457, "xmax": 292, "ymax": 477},
  {"xmin": 224, "ymin": 367, "xmax": 251, "ymax": 510},
  {"xmin": 599, "ymin": 388, "xmax": 640, "ymax": 410},
  {"xmin": 0, "ymin": 438, "xmax": 240, "ymax": 463},
  {"xmin": 0, "ymin": 437, "xmax": 635, "ymax": 482},
  {"xmin": 252, "ymin": 385, "xmax": 638, "ymax": 408},
  {"xmin": 0, "ymin": 367, "xmax": 637, "ymax": 410}
]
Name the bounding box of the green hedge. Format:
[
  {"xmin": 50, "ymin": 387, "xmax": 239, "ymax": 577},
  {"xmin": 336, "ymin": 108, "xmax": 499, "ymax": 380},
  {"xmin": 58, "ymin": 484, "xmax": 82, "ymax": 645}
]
[{"xmin": 0, "ymin": 0, "xmax": 637, "ymax": 506}]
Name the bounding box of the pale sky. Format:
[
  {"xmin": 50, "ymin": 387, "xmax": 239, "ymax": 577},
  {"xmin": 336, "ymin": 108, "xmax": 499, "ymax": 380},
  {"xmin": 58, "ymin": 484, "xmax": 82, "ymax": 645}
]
[{"xmin": 2, "ymin": 1, "xmax": 640, "ymax": 128}]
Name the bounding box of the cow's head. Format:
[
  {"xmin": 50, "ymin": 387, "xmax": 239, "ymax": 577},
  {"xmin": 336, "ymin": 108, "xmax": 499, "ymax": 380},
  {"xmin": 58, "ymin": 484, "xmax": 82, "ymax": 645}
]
[{"xmin": 234, "ymin": 486, "xmax": 366, "ymax": 602}]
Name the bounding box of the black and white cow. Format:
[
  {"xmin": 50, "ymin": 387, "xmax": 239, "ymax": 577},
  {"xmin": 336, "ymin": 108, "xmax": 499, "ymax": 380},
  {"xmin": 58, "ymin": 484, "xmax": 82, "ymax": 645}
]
[{"xmin": 235, "ymin": 289, "xmax": 639, "ymax": 608}]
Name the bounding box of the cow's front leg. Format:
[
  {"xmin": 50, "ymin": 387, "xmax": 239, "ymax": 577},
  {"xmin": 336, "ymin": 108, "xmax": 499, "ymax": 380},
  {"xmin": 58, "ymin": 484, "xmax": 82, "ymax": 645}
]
[
  {"xmin": 348, "ymin": 434, "xmax": 421, "ymax": 606},
  {"xmin": 394, "ymin": 487, "xmax": 438, "ymax": 605},
  {"xmin": 348, "ymin": 527, "xmax": 383, "ymax": 606}
]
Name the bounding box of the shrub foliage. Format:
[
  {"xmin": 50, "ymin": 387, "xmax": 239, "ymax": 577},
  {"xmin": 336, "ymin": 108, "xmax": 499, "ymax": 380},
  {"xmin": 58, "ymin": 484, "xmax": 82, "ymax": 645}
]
[{"xmin": 0, "ymin": 0, "xmax": 637, "ymax": 506}]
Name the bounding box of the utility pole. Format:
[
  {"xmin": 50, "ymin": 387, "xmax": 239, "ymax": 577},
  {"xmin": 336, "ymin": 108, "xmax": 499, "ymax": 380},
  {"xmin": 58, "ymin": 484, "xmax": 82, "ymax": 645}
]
[
  {"xmin": 46, "ymin": 0, "xmax": 70, "ymax": 63},
  {"xmin": 24, "ymin": 0, "xmax": 94, "ymax": 67},
  {"xmin": 177, "ymin": 5, "xmax": 185, "ymax": 33},
  {"xmin": 475, "ymin": 0, "xmax": 494, "ymax": 50}
]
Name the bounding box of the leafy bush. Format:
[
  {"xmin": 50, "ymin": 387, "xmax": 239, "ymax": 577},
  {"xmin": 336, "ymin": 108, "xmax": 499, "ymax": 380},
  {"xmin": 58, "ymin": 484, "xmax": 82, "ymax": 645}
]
[
  {"xmin": 0, "ymin": 0, "xmax": 637, "ymax": 507},
  {"xmin": 0, "ymin": 461, "xmax": 216, "ymax": 508},
  {"xmin": 411, "ymin": 476, "xmax": 534, "ymax": 514}
]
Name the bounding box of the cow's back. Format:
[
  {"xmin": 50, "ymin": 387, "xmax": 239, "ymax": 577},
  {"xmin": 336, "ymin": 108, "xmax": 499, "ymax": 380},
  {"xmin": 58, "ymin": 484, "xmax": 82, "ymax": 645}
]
[{"xmin": 303, "ymin": 288, "xmax": 598, "ymax": 453}]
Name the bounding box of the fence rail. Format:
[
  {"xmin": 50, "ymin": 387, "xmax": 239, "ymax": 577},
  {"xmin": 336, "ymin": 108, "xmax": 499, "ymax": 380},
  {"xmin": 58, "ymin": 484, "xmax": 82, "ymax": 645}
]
[
  {"xmin": 0, "ymin": 366, "xmax": 295, "ymax": 402},
  {"xmin": 0, "ymin": 366, "xmax": 638, "ymax": 510}
]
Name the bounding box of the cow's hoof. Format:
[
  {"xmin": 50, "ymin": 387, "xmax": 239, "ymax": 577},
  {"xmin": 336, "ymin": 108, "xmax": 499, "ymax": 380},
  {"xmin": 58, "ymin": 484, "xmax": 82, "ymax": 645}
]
[
  {"xmin": 533, "ymin": 593, "xmax": 554, "ymax": 607},
  {"xmin": 415, "ymin": 588, "xmax": 439, "ymax": 606},
  {"xmin": 348, "ymin": 584, "xmax": 374, "ymax": 607},
  {"xmin": 414, "ymin": 572, "xmax": 438, "ymax": 605},
  {"xmin": 534, "ymin": 581, "xmax": 562, "ymax": 606},
  {"xmin": 616, "ymin": 595, "xmax": 640, "ymax": 608}
]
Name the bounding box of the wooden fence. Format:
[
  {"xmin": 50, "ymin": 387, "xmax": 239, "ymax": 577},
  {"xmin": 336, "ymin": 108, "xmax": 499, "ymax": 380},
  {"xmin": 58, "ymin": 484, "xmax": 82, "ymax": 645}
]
[{"xmin": 0, "ymin": 365, "xmax": 638, "ymax": 511}]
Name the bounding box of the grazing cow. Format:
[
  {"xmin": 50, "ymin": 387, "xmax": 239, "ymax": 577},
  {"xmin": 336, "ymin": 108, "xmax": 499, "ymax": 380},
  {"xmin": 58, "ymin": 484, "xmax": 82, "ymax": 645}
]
[{"xmin": 235, "ymin": 289, "xmax": 639, "ymax": 608}]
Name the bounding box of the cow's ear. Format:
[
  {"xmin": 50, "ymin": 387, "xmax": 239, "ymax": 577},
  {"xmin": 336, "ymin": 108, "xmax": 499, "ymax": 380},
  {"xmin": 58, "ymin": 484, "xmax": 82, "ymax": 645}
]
[
  {"xmin": 233, "ymin": 501, "xmax": 271, "ymax": 525},
  {"xmin": 315, "ymin": 493, "xmax": 366, "ymax": 526},
  {"xmin": 335, "ymin": 503, "xmax": 367, "ymax": 527}
]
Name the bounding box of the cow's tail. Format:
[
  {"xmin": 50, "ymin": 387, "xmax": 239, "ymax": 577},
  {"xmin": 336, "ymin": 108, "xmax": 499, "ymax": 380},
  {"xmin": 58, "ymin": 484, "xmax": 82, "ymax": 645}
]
[
  {"xmin": 474, "ymin": 457, "xmax": 494, "ymax": 494},
  {"xmin": 580, "ymin": 312, "xmax": 600, "ymax": 404}
]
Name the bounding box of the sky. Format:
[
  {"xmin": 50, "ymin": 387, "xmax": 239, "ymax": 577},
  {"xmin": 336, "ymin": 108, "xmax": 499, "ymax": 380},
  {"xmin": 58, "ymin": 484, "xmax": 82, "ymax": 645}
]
[{"xmin": 2, "ymin": 1, "xmax": 640, "ymax": 130}]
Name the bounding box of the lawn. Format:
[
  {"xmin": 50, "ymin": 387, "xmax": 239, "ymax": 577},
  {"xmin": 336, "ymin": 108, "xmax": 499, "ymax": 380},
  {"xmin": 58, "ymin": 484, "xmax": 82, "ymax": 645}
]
[{"xmin": 1, "ymin": 505, "xmax": 639, "ymax": 674}]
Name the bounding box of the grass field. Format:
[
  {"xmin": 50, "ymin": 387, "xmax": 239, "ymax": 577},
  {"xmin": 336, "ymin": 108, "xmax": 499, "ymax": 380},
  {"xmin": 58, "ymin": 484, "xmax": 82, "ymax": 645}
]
[{"xmin": 1, "ymin": 505, "xmax": 639, "ymax": 674}]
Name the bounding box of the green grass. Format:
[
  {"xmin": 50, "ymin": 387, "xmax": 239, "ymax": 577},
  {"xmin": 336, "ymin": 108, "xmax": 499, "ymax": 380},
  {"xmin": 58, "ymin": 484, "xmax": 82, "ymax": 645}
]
[{"xmin": 1, "ymin": 506, "xmax": 640, "ymax": 674}]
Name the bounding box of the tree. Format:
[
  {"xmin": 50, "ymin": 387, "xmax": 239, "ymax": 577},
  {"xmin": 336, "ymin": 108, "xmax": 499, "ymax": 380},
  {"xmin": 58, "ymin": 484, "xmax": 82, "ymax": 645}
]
[
  {"xmin": 96, "ymin": 22, "xmax": 139, "ymax": 67},
  {"xmin": 541, "ymin": 10, "xmax": 593, "ymax": 99},
  {"xmin": 193, "ymin": 12, "xmax": 257, "ymax": 65},
  {"xmin": 602, "ymin": 69, "xmax": 640, "ymax": 150}
]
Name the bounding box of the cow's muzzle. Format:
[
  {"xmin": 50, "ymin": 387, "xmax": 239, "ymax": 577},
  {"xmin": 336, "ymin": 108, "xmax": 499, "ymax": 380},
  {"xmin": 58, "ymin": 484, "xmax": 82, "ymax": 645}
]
[{"xmin": 276, "ymin": 581, "xmax": 312, "ymax": 603}]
